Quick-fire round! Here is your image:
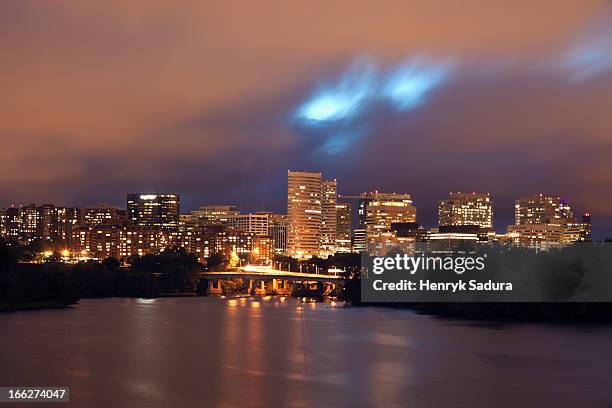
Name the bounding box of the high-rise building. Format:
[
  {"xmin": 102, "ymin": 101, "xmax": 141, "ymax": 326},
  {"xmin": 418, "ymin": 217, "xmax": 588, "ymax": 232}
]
[
  {"xmin": 19, "ymin": 204, "xmax": 40, "ymax": 244},
  {"xmin": 268, "ymin": 214, "xmax": 288, "ymax": 255},
  {"xmin": 55, "ymin": 207, "xmax": 80, "ymax": 244},
  {"xmin": 287, "ymin": 171, "xmax": 323, "ymax": 259},
  {"xmin": 508, "ymin": 196, "xmax": 590, "ymax": 248},
  {"xmin": 287, "ymin": 171, "xmax": 337, "ymax": 258},
  {"xmin": 320, "ymin": 180, "xmax": 338, "ymax": 256},
  {"xmin": 438, "ymin": 192, "xmax": 493, "ymax": 229},
  {"xmin": 363, "ymin": 192, "xmax": 417, "ymax": 237},
  {"xmin": 0, "ymin": 207, "xmax": 20, "ymax": 241},
  {"xmin": 127, "ymin": 193, "xmax": 179, "ymax": 229},
  {"xmin": 351, "ymin": 195, "xmax": 370, "ymax": 252},
  {"xmin": 335, "ymin": 202, "xmax": 352, "ymax": 253},
  {"xmin": 353, "ymin": 228, "xmax": 367, "ymax": 252},
  {"xmin": 514, "ymin": 194, "xmax": 573, "ymax": 225},
  {"xmin": 0, "ymin": 204, "xmax": 78, "ymax": 245}
]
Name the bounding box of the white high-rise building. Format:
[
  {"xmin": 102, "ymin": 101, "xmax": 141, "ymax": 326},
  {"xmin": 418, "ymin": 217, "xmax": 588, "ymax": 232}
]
[{"xmin": 287, "ymin": 171, "xmax": 337, "ymax": 259}]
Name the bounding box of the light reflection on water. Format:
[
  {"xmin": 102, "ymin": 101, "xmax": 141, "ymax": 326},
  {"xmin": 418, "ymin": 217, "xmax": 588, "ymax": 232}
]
[{"xmin": 1, "ymin": 297, "xmax": 612, "ymax": 407}]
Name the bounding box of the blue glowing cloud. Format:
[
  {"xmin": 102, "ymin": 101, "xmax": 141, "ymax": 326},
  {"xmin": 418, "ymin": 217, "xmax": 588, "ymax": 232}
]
[
  {"xmin": 296, "ymin": 58, "xmax": 378, "ymax": 122},
  {"xmin": 317, "ymin": 128, "xmax": 368, "ymax": 155},
  {"xmin": 562, "ymin": 21, "xmax": 612, "ymax": 82},
  {"xmin": 295, "ymin": 56, "xmax": 452, "ymax": 124},
  {"xmin": 383, "ymin": 59, "xmax": 451, "ymax": 111}
]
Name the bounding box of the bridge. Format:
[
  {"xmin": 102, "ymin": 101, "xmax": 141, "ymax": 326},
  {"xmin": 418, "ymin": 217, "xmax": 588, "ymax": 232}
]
[{"xmin": 200, "ymin": 265, "xmax": 344, "ymax": 296}]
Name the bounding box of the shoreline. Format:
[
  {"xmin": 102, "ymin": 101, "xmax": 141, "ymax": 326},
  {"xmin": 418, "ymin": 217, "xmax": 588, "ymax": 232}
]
[
  {"xmin": 0, "ymin": 301, "xmax": 75, "ymax": 313},
  {"xmin": 5, "ymin": 296, "xmax": 612, "ymax": 324}
]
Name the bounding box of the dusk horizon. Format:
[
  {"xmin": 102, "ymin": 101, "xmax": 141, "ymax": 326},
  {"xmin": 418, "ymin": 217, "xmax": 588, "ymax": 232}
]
[{"xmin": 2, "ymin": 1, "xmax": 612, "ymax": 239}]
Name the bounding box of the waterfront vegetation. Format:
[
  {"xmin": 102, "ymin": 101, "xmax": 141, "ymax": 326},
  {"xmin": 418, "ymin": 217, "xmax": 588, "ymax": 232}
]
[
  {"xmin": 0, "ymin": 238, "xmax": 200, "ymax": 311},
  {"xmin": 0, "ymin": 238, "xmax": 361, "ymax": 312},
  {"xmin": 3, "ymin": 237, "xmax": 612, "ymax": 321}
]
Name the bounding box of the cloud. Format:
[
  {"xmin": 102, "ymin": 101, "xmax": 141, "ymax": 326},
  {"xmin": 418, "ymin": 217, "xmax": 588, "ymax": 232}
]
[
  {"xmin": 292, "ymin": 56, "xmax": 453, "ymax": 154},
  {"xmin": 1, "ymin": 0, "xmax": 612, "ymax": 237},
  {"xmin": 561, "ymin": 18, "xmax": 612, "ymax": 82},
  {"xmin": 295, "ymin": 56, "xmax": 453, "ymax": 124}
]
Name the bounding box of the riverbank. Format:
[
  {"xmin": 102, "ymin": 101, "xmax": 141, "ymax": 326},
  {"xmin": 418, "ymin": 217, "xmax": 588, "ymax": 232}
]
[
  {"xmin": 1, "ymin": 293, "xmax": 200, "ymax": 312},
  {"xmin": 0, "ymin": 300, "xmax": 75, "ymax": 313}
]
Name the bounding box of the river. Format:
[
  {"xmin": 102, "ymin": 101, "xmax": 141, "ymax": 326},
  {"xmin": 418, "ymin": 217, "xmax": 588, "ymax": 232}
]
[{"xmin": 1, "ymin": 297, "xmax": 612, "ymax": 407}]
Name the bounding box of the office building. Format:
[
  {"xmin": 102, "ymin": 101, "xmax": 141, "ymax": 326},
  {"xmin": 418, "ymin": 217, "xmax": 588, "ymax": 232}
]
[
  {"xmin": 335, "ymin": 202, "xmax": 352, "ymax": 253},
  {"xmin": 287, "ymin": 171, "xmax": 322, "ymax": 259},
  {"xmin": 183, "ymin": 205, "xmax": 239, "ymax": 225},
  {"xmin": 320, "ymin": 180, "xmax": 338, "ymax": 256},
  {"xmin": 363, "ymin": 192, "xmax": 417, "ymax": 237},
  {"xmin": 515, "ymin": 194, "xmax": 573, "ymax": 225},
  {"xmin": 508, "ymin": 195, "xmax": 590, "ymax": 248},
  {"xmin": 287, "ymin": 171, "xmax": 339, "ymax": 259},
  {"xmin": 438, "ymin": 192, "xmax": 493, "ymax": 229},
  {"xmin": 0, "ymin": 207, "xmax": 21, "ymax": 241},
  {"xmin": 80, "ymin": 204, "xmax": 124, "ymax": 226},
  {"xmin": 127, "ymin": 193, "xmax": 179, "ymax": 229},
  {"xmin": 226, "ymin": 212, "xmax": 271, "ymax": 236},
  {"xmin": 353, "ymin": 228, "xmax": 367, "ymax": 252},
  {"xmin": 268, "ymin": 214, "xmax": 288, "ymax": 254}
]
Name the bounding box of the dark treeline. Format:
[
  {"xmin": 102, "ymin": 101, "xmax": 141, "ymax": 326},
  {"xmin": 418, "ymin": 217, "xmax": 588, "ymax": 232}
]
[{"xmin": 0, "ymin": 238, "xmax": 201, "ymax": 311}]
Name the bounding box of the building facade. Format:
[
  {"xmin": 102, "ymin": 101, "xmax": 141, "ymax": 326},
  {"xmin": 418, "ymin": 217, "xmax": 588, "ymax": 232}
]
[
  {"xmin": 320, "ymin": 180, "xmax": 338, "ymax": 257},
  {"xmin": 127, "ymin": 193, "xmax": 179, "ymax": 229},
  {"xmin": 268, "ymin": 214, "xmax": 288, "ymax": 255},
  {"xmin": 363, "ymin": 192, "xmax": 417, "ymax": 238},
  {"xmin": 438, "ymin": 192, "xmax": 493, "ymax": 229},
  {"xmin": 226, "ymin": 212, "xmax": 271, "ymax": 236},
  {"xmin": 335, "ymin": 202, "xmax": 352, "ymax": 253},
  {"xmin": 287, "ymin": 171, "xmax": 338, "ymax": 259},
  {"xmin": 514, "ymin": 194, "xmax": 573, "ymax": 225},
  {"xmin": 183, "ymin": 205, "xmax": 239, "ymax": 226}
]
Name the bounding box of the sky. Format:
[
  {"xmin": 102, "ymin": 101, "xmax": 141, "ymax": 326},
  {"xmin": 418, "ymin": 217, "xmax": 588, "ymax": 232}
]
[{"xmin": 1, "ymin": 1, "xmax": 612, "ymax": 238}]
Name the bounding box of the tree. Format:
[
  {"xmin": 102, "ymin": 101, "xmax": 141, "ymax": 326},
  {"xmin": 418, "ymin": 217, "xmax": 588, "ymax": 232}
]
[
  {"xmin": 206, "ymin": 252, "xmax": 228, "ymax": 272},
  {"xmin": 0, "ymin": 238, "xmax": 16, "ymax": 271},
  {"xmin": 102, "ymin": 257, "xmax": 121, "ymax": 272}
]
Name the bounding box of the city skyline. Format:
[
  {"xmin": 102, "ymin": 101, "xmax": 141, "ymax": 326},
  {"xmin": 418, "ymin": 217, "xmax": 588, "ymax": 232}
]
[
  {"xmin": 0, "ymin": 173, "xmax": 595, "ymax": 250},
  {"xmin": 2, "ymin": 1, "xmax": 611, "ymax": 239},
  {"xmin": 0, "ymin": 182, "xmax": 598, "ymax": 237}
]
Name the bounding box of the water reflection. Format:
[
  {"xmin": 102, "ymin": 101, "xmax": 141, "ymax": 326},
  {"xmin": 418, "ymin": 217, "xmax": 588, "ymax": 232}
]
[{"xmin": 1, "ymin": 297, "xmax": 611, "ymax": 407}]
